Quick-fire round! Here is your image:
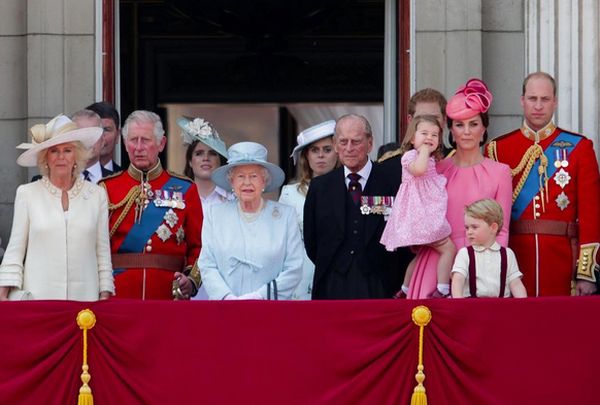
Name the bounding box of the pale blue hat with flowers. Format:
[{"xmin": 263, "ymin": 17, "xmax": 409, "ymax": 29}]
[
  {"xmin": 177, "ymin": 117, "xmax": 228, "ymax": 158},
  {"xmin": 212, "ymin": 141, "xmax": 285, "ymax": 193}
]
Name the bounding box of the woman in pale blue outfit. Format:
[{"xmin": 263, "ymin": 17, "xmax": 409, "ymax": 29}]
[
  {"xmin": 199, "ymin": 142, "xmax": 303, "ymax": 300},
  {"xmin": 279, "ymin": 120, "xmax": 338, "ymax": 299}
]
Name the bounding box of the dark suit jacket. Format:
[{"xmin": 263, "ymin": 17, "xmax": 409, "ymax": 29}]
[{"xmin": 304, "ymin": 162, "xmax": 412, "ymax": 298}]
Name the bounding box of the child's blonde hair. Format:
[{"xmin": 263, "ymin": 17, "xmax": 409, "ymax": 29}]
[
  {"xmin": 399, "ymin": 114, "xmax": 444, "ymax": 160},
  {"xmin": 464, "ymin": 199, "xmax": 504, "ymax": 232}
]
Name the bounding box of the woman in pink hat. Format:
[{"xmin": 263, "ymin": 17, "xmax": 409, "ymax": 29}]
[
  {"xmin": 0, "ymin": 115, "xmax": 114, "ymax": 301},
  {"xmin": 279, "ymin": 120, "xmax": 338, "ymax": 299},
  {"xmin": 406, "ymin": 78, "xmax": 512, "ymax": 298}
]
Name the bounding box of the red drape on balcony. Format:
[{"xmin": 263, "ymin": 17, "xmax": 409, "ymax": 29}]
[{"xmin": 0, "ymin": 297, "xmax": 598, "ymax": 405}]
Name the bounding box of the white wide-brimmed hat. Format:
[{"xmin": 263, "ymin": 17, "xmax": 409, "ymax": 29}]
[
  {"xmin": 16, "ymin": 114, "xmax": 103, "ymax": 167},
  {"xmin": 290, "ymin": 120, "xmax": 336, "ymax": 165},
  {"xmin": 177, "ymin": 117, "xmax": 228, "ymax": 158},
  {"xmin": 212, "ymin": 142, "xmax": 285, "ymax": 193}
]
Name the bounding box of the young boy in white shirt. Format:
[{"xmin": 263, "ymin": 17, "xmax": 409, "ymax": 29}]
[{"xmin": 451, "ymin": 199, "xmax": 527, "ymax": 298}]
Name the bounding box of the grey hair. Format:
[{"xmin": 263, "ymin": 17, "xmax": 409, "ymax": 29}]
[
  {"xmin": 226, "ymin": 165, "xmax": 271, "ymax": 190},
  {"xmin": 71, "ymin": 109, "xmax": 102, "ymax": 126},
  {"xmin": 121, "ymin": 110, "xmax": 165, "ymax": 143},
  {"xmin": 334, "ymin": 114, "xmax": 373, "ymax": 138}
]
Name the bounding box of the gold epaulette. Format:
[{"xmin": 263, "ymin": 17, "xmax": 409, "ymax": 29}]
[
  {"xmin": 576, "ymin": 243, "xmax": 599, "ymax": 283},
  {"xmin": 486, "ymin": 141, "xmax": 498, "ymax": 162},
  {"xmin": 377, "ymin": 148, "xmax": 402, "ymax": 163},
  {"xmin": 167, "ymin": 170, "xmax": 193, "ymax": 183},
  {"xmin": 98, "ymin": 170, "xmax": 122, "ymax": 185}
]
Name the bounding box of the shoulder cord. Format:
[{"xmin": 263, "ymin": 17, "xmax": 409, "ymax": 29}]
[{"xmin": 108, "ymin": 185, "xmax": 142, "ymax": 238}]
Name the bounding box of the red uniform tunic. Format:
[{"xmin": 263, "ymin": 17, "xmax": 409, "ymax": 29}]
[
  {"xmin": 486, "ymin": 123, "xmax": 600, "ymax": 296},
  {"xmin": 100, "ymin": 163, "xmax": 202, "ymax": 299}
]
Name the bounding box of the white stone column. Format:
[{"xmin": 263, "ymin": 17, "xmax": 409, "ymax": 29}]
[{"xmin": 525, "ymin": 0, "xmax": 600, "ymax": 158}]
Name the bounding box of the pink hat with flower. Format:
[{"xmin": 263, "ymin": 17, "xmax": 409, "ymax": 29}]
[{"xmin": 446, "ymin": 78, "xmax": 493, "ymax": 120}]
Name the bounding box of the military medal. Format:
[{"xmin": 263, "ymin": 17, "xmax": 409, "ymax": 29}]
[
  {"xmin": 554, "ymin": 150, "xmax": 562, "ymax": 168},
  {"xmin": 553, "ymin": 168, "xmax": 571, "ymax": 189},
  {"xmin": 555, "ymin": 191, "xmax": 570, "ymax": 211},
  {"xmin": 560, "ymin": 148, "xmax": 569, "ymax": 167},
  {"xmin": 359, "ymin": 196, "xmax": 394, "ymax": 216},
  {"xmin": 163, "ymin": 209, "xmax": 179, "ymax": 228}
]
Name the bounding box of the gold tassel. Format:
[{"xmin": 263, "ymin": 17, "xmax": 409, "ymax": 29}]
[
  {"xmin": 77, "ymin": 309, "xmax": 97, "ymax": 405},
  {"xmin": 411, "ymin": 306, "xmax": 432, "ymax": 405}
]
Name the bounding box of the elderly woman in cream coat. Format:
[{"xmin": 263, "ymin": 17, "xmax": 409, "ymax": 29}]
[
  {"xmin": 199, "ymin": 142, "xmax": 302, "ymax": 300},
  {"xmin": 0, "ymin": 115, "xmax": 114, "ymax": 301}
]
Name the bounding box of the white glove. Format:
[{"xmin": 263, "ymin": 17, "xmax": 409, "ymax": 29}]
[{"xmin": 237, "ymin": 292, "xmax": 263, "ymax": 300}]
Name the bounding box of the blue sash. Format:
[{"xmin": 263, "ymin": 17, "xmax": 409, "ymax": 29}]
[
  {"xmin": 512, "ymin": 131, "xmax": 581, "ymax": 220},
  {"xmin": 118, "ymin": 176, "xmax": 191, "ymax": 254}
]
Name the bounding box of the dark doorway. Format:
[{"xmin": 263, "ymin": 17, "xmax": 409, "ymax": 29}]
[{"xmin": 119, "ymin": 0, "xmax": 387, "ymax": 171}]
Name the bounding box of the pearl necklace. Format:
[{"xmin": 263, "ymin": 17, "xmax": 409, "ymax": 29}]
[{"xmin": 238, "ymin": 199, "xmax": 264, "ymax": 223}]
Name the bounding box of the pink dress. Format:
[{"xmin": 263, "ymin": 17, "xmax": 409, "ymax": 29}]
[
  {"xmin": 380, "ymin": 149, "xmax": 451, "ymax": 250},
  {"xmin": 408, "ymin": 157, "xmax": 513, "ymax": 298}
]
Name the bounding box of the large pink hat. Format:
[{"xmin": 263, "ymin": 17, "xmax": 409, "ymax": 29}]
[{"xmin": 446, "ymin": 78, "xmax": 493, "ymax": 120}]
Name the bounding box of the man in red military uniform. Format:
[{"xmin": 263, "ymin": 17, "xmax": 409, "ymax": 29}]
[
  {"xmin": 486, "ymin": 72, "xmax": 600, "ymax": 296},
  {"xmin": 100, "ymin": 110, "xmax": 202, "ymax": 300}
]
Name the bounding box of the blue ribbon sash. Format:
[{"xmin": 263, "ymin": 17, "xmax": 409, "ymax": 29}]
[
  {"xmin": 118, "ymin": 176, "xmax": 191, "ymax": 255},
  {"xmin": 512, "ymin": 131, "xmax": 581, "ymax": 220}
]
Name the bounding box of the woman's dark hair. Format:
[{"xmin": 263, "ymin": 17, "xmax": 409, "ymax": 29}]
[
  {"xmin": 184, "ymin": 140, "xmax": 227, "ymax": 180},
  {"xmin": 447, "ymin": 111, "xmax": 489, "ymax": 148}
]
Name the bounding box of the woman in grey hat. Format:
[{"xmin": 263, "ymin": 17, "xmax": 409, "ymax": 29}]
[
  {"xmin": 0, "ymin": 115, "xmax": 114, "ymax": 301},
  {"xmin": 279, "ymin": 120, "xmax": 338, "ymax": 299},
  {"xmin": 178, "ymin": 117, "xmax": 233, "ymax": 206},
  {"xmin": 198, "ymin": 141, "xmax": 302, "ymax": 300}
]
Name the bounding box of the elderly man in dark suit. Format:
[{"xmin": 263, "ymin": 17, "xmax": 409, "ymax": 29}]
[{"xmin": 304, "ymin": 114, "xmax": 411, "ymax": 299}]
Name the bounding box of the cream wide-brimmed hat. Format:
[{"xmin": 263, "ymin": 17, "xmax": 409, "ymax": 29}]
[
  {"xmin": 212, "ymin": 142, "xmax": 285, "ymax": 193},
  {"xmin": 16, "ymin": 114, "xmax": 103, "ymax": 167},
  {"xmin": 177, "ymin": 116, "xmax": 228, "ymax": 158},
  {"xmin": 290, "ymin": 120, "xmax": 336, "ymax": 165}
]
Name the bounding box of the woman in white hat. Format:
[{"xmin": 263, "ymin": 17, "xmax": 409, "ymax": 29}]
[
  {"xmin": 0, "ymin": 115, "xmax": 114, "ymax": 301},
  {"xmin": 279, "ymin": 120, "xmax": 338, "ymax": 299},
  {"xmin": 198, "ymin": 142, "xmax": 302, "ymax": 300},
  {"xmin": 178, "ymin": 117, "xmax": 233, "ymax": 206}
]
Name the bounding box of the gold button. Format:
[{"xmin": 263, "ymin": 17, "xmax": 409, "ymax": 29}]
[
  {"xmin": 535, "ymin": 204, "xmax": 541, "ymax": 209},
  {"xmin": 146, "ymin": 245, "xmax": 152, "ymax": 252},
  {"xmin": 534, "ymin": 195, "xmax": 540, "ymax": 200},
  {"xmin": 147, "ymin": 239, "xmax": 153, "ymax": 245},
  {"xmin": 535, "ymin": 212, "xmax": 541, "ymax": 218}
]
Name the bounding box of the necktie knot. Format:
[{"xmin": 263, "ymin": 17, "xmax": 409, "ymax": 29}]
[
  {"xmin": 83, "ymin": 170, "xmax": 91, "ymax": 181},
  {"xmin": 347, "ymin": 173, "xmax": 362, "ymax": 205}
]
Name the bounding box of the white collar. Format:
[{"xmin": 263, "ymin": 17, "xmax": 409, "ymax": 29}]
[
  {"xmin": 471, "ymin": 241, "xmax": 501, "ymax": 252},
  {"xmin": 343, "ymin": 159, "xmax": 372, "ymax": 181}
]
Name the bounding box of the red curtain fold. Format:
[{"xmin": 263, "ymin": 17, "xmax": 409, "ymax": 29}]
[{"xmin": 0, "ymin": 297, "xmax": 598, "ymax": 404}]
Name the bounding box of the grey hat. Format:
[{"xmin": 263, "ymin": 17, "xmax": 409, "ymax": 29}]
[{"xmin": 212, "ymin": 142, "xmax": 285, "ymax": 193}]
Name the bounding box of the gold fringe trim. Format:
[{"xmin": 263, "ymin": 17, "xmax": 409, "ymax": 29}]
[
  {"xmin": 77, "ymin": 309, "xmax": 97, "ymax": 405},
  {"xmin": 411, "ymin": 306, "xmax": 432, "ymax": 405}
]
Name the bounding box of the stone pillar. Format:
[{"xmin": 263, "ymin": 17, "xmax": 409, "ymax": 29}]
[
  {"xmin": 0, "ymin": 0, "xmax": 97, "ymax": 245},
  {"xmin": 525, "ymin": 0, "xmax": 599, "ymax": 158}
]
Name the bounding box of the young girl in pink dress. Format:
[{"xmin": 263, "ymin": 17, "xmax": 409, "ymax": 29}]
[{"xmin": 380, "ymin": 115, "xmax": 456, "ymax": 297}]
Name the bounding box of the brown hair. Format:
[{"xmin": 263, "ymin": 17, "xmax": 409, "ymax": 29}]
[
  {"xmin": 399, "ymin": 115, "xmax": 444, "ymax": 161},
  {"xmin": 183, "ymin": 140, "xmax": 227, "ymax": 180},
  {"xmin": 464, "ymin": 199, "xmax": 504, "ymax": 232},
  {"xmin": 408, "ymin": 88, "xmax": 447, "ymax": 117},
  {"xmin": 446, "ymin": 112, "xmax": 490, "ymax": 148}
]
